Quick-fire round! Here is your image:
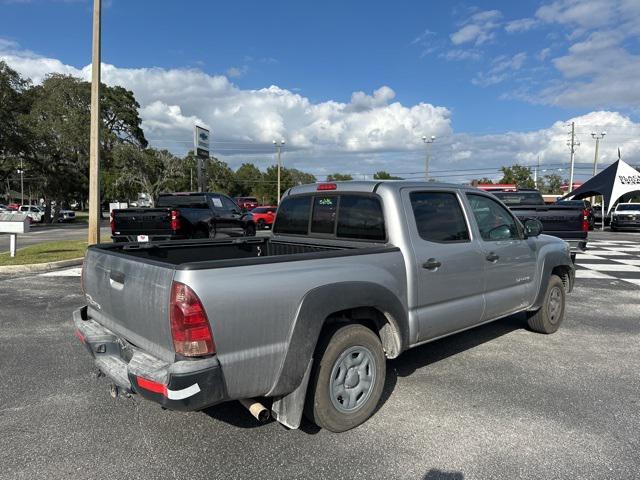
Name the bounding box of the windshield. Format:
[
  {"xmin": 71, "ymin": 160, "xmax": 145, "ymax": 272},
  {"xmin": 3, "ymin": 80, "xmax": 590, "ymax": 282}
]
[
  {"xmin": 616, "ymin": 204, "xmax": 640, "ymax": 211},
  {"xmin": 492, "ymin": 192, "xmax": 545, "ymax": 206}
]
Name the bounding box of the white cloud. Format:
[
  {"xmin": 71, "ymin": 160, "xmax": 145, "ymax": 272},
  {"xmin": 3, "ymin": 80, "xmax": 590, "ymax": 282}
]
[
  {"xmin": 472, "ymin": 52, "xmax": 527, "ymax": 87},
  {"xmin": 537, "ymin": 48, "xmax": 551, "ymax": 61},
  {"xmin": 505, "ymin": 18, "xmax": 538, "ymax": 33},
  {"xmin": 225, "ymin": 66, "xmax": 248, "ymax": 78},
  {"xmin": 0, "ymin": 42, "xmax": 453, "ymax": 175},
  {"xmin": 1, "ymin": 42, "xmax": 638, "ymax": 180},
  {"xmin": 440, "ymin": 49, "xmax": 482, "ymax": 62},
  {"xmin": 450, "ymin": 10, "xmax": 502, "ymax": 46}
]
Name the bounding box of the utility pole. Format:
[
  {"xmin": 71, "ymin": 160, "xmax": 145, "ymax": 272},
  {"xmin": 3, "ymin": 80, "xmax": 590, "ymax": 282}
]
[
  {"xmin": 566, "ymin": 122, "xmax": 579, "ymax": 193},
  {"xmin": 273, "ymin": 140, "xmax": 285, "ymax": 204},
  {"xmin": 88, "ymin": 0, "xmax": 102, "ymax": 245},
  {"xmin": 534, "ymin": 155, "xmax": 540, "ymax": 188},
  {"xmin": 591, "ymin": 131, "xmax": 606, "ymax": 176},
  {"xmin": 422, "ymin": 135, "xmax": 436, "ymax": 180},
  {"xmin": 17, "ymin": 158, "xmax": 24, "ymax": 205}
]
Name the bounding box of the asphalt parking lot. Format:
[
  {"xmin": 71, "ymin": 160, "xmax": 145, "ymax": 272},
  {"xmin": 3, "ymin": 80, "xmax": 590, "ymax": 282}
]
[{"xmin": 1, "ymin": 231, "xmax": 638, "ymax": 480}]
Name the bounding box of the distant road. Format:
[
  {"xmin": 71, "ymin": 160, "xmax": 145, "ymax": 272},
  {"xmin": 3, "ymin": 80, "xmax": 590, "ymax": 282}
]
[
  {"xmin": 1, "ymin": 224, "xmax": 270, "ymax": 253},
  {"xmin": 0, "ymin": 224, "xmax": 111, "ymax": 253}
]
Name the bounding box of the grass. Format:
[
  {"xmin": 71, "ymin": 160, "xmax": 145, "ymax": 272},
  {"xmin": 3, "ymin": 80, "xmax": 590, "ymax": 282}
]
[{"xmin": 0, "ymin": 240, "xmax": 87, "ymax": 266}]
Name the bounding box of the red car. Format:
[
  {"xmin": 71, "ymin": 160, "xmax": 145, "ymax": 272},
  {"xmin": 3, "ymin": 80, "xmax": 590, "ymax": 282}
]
[
  {"xmin": 251, "ymin": 206, "xmax": 277, "ymax": 230},
  {"xmin": 234, "ymin": 197, "xmax": 259, "ymax": 211}
]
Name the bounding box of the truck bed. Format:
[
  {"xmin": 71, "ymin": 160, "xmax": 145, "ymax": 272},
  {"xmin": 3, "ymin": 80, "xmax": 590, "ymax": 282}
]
[{"xmin": 92, "ymin": 236, "xmax": 385, "ymax": 269}]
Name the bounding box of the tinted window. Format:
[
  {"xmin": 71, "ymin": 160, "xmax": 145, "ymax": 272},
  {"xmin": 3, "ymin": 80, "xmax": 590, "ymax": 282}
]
[
  {"xmin": 273, "ymin": 196, "xmax": 311, "ymax": 235},
  {"xmin": 410, "ymin": 192, "xmax": 470, "ymax": 242},
  {"xmin": 221, "ymin": 196, "xmax": 238, "ymax": 211},
  {"xmin": 492, "ymin": 191, "xmax": 544, "ymax": 206},
  {"xmin": 157, "ymin": 195, "xmax": 208, "ymax": 208},
  {"xmin": 311, "ymin": 196, "xmax": 338, "ymax": 234},
  {"xmin": 467, "ymin": 194, "xmax": 520, "ymax": 241},
  {"xmin": 337, "ymin": 195, "xmax": 385, "ymax": 241}
]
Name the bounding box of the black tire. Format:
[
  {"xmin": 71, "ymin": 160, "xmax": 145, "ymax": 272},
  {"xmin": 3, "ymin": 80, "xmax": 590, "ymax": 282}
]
[
  {"xmin": 257, "ymin": 219, "xmax": 266, "ymax": 230},
  {"xmin": 244, "ymin": 223, "xmax": 256, "ymax": 236},
  {"xmin": 527, "ymin": 274, "xmax": 566, "ymax": 334},
  {"xmin": 611, "ymin": 226, "xmax": 617, "ymax": 232},
  {"xmin": 305, "ymin": 324, "xmax": 386, "ymax": 432}
]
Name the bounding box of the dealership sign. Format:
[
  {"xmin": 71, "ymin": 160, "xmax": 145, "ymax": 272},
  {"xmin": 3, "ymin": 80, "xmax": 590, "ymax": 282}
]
[{"xmin": 194, "ymin": 125, "xmax": 210, "ymax": 158}]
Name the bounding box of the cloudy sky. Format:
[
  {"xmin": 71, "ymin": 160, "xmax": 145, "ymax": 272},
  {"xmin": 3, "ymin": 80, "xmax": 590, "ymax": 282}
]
[{"xmin": 1, "ymin": 0, "xmax": 639, "ymax": 182}]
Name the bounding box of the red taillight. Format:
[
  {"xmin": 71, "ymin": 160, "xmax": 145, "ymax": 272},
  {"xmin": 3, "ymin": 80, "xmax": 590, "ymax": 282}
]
[
  {"xmin": 317, "ymin": 183, "xmax": 337, "ymax": 191},
  {"xmin": 170, "ymin": 210, "xmax": 181, "ymax": 231},
  {"xmin": 582, "ymin": 208, "xmax": 589, "ymax": 232},
  {"xmin": 169, "ymin": 281, "xmax": 215, "ymax": 357},
  {"xmin": 110, "ymin": 211, "xmax": 115, "ymax": 234}
]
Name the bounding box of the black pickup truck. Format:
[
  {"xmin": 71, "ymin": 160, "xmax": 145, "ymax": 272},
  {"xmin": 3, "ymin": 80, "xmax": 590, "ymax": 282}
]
[
  {"xmin": 110, "ymin": 192, "xmax": 257, "ymax": 242},
  {"xmin": 490, "ymin": 189, "xmax": 588, "ymax": 260}
]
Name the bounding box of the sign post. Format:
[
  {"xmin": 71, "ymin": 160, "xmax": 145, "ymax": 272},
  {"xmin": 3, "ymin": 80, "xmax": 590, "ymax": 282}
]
[{"xmin": 194, "ymin": 126, "xmax": 210, "ymax": 192}]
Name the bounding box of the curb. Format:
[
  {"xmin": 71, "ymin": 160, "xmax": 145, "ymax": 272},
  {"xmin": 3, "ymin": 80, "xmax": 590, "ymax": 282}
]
[{"xmin": 0, "ymin": 257, "xmax": 84, "ymax": 274}]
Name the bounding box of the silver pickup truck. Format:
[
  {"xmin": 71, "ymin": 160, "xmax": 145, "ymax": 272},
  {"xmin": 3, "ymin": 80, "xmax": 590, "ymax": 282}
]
[{"xmin": 74, "ymin": 181, "xmax": 574, "ymax": 432}]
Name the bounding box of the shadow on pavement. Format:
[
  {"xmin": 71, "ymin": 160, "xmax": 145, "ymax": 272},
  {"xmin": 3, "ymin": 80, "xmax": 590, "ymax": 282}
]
[
  {"xmin": 424, "ymin": 468, "xmax": 464, "ymax": 479},
  {"xmin": 202, "ymin": 313, "xmax": 525, "ymax": 433}
]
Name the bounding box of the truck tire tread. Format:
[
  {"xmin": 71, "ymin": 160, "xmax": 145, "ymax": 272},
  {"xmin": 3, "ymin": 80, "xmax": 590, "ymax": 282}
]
[{"xmin": 527, "ymin": 274, "xmax": 566, "ymax": 334}]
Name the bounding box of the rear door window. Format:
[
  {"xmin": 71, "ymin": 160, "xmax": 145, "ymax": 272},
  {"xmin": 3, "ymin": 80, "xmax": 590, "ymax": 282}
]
[
  {"xmin": 273, "ymin": 196, "xmax": 312, "ymax": 235},
  {"xmin": 410, "ymin": 192, "xmax": 470, "ymax": 242}
]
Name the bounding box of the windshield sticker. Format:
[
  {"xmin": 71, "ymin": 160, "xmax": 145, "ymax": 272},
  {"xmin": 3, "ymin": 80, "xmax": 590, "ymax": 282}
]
[{"xmin": 212, "ymin": 197, "xmax": 223, "ymax": 208}]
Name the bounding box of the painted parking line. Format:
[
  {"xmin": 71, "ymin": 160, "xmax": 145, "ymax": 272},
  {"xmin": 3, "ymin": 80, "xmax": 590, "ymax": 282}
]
[{"xmin": 574, "ymin": 270, "xmax": 616, "ymax": 279}]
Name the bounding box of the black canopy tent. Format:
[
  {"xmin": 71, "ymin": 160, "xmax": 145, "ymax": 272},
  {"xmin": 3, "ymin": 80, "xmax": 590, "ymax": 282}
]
[{"xmin": 562, "ymin": 158, "xmax": 640, "ymax": 227}]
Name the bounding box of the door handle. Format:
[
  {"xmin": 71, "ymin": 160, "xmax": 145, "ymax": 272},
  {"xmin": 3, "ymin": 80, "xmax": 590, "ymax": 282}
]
[
  {"xmin": 486, "ymin": 252, "xmax": 500, "ymax": 262},
  {"xmin": 422, "ymin": 258, "xmax": 442, "ymax": 270}
]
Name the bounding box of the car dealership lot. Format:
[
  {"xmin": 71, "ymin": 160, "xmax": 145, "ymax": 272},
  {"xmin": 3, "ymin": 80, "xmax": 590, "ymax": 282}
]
[{"xmin": 0, "ymin": 232, "xmax": 638, "ymax": 480}]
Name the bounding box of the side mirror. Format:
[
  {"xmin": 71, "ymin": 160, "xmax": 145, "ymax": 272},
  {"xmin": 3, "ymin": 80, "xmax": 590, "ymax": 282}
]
[{"xmin": 523, "ymin": 218, "xmax": 543, "ymax": 237}]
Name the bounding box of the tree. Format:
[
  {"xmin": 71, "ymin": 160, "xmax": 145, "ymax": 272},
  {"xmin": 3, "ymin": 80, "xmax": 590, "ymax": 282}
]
[
  {"xmin": 0, "ymin": 61, "xmax": 31, "ymax": 186},
  {"xmin": 233, "ymin": 163, "xmax": 263, "ymax": 197},
  {"xmin": 539, "ymin": 174, "xmax": 563, "ymax": 194},
  {"xmin": 499, "ymin": 165, "xmax": 535, "ymax": 188},
  {"xmin": 327, "ymin": 173, "xmax": 353, "ymax": 181},
  {"xmin": 473, "ymin": 177, "xmax": 494, "ymax": 184},
  {"xmin": 111, "ymin": 145, "xmax": 184, "ymax": 204},
  {"xmin": 205, "ymin": 157, "xmax": 235, "ymax": 195},
  {"xmin": 373, "ymin": 171, "xmax": 403, "ymax": 180}
]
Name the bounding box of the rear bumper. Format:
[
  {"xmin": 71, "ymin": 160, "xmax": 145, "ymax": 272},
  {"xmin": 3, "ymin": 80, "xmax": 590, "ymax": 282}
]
[{"xmin": 73, "ymin": 306, "xmax": 227, "ymax": 411}]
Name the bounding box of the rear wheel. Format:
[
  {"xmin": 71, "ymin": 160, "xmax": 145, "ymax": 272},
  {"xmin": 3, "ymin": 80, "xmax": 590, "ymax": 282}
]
[
  {"xmin": 306, "ymin": 324, "xmax": 386, "ymax": 432},
  {"xmin": 527, "ymin": 274, "xmax": 566, "ymax": 334},
  {"xmin": 257, "ymin": 219, "xmax": 266, "ymax": 230}
]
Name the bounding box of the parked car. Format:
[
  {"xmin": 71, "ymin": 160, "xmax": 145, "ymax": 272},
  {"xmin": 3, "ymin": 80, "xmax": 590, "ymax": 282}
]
[
  {"xmin": 58, "ymin": 209, "xmax": 76, "ymax": 223},
  {"xmin": 610, "ymin": 203, "xmax": 640, "ymax": 231},
  {"xmin": 110, "ymin": 192, "xmax": 257, "ymax": 242},
  {"xmin": 0, "ymin": 204, "xmax": 7, "ymax": 212},
  {"xmin": 7, "ymin": 203, "xmax": 20, "ymax": 210},
  {"xmin": 486, "ymin": 188, "xmax": 588, "ymax": 260},
  {"xmin": 75, "ymin": 181, "xmax": 574, "ymax": 432},
  {"xmin": 251, "ymin": 206, "xmax": 277, "ymax": 229},
  {"xmin": 234, "ymin": 196, "xmax": 259, "ymax": 212},
  {"xmin": 593, "ymin": 205, "xmax": 611, "ymax": 227},
  {"xmin": 555, "ymin": 199, "xmax": 595, "ymax": 230},
  {"xmin": 16, "ymin": 205, "xmax": 44, "ymax": 223}
]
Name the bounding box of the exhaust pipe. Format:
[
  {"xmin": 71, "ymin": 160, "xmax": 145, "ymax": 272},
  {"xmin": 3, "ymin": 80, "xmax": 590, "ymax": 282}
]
[{"xmin": 239, "ymin": 398, "xmax": 270, "ymax": 423}]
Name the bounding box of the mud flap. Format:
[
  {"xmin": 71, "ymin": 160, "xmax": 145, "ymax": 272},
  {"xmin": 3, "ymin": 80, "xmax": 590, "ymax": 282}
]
[{"xmin": 271, "ymin": 359, "xmax": 313, "ymax": 429}]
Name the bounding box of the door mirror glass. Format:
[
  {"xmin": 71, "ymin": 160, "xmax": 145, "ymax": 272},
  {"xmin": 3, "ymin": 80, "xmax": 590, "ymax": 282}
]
[{"xmin": 523, "ymin": 218, "xmax": 543, "ymax": 237}]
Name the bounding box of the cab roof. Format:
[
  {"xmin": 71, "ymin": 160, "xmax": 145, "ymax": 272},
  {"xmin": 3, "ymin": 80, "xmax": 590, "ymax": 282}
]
[{"xmin": 285, "ymin": 180, "xmax": 477, "ymax": 197}]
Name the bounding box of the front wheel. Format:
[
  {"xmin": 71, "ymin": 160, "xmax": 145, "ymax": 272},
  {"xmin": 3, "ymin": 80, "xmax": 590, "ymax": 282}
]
[
  {"xmin": 256, "ymin": 219, "xmax": 266, "ymax": 230},
  {"xmin": 527, "ymin": 274, "xmax": 566, "ymax": 334},
  {"xmin": 305, "ymin": 324, "xmax": 386, "ymax": 432}
]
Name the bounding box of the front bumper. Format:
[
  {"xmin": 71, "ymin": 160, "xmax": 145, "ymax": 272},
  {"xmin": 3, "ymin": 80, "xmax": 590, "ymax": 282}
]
[
  {"xmin": 73, "ymin": 306, "xmax": 227, "ymax": 411},
  {"xmin": 611, "ymin": 217, "xmax": 640, "ymax": 228},
  {"xmin": 565, "ymin": 239, "xmax": 587, "ymax": 254}
]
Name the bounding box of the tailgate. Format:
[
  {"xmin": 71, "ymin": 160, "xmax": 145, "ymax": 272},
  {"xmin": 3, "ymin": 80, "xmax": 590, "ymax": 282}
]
[
  {"xmin": 512, "ymin": 207, "xmax": 584, "ymax": 234},
  {"xmin": 113, "ymin": 208, "xmax": 171, "ymax": 235},
  {"xmin": 83, "ymin": 247, "xmax": 176, "ymax": 362}
]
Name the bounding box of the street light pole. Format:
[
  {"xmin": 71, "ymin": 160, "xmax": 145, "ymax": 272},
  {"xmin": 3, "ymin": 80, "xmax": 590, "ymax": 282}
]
[
  {"xmin": 566, "ymin": 122, "xmax": 579, "ymax": 194},
  {"xmin": 17, "ymin": 158, "xmax": 24, "ymax": 205},
  {"xmin": 591, "ymin": 131, "xmax": 606, "ymax": 176},
  {"xmin": 273, "ymin": 140, "xmax": 285, "ymax": 204},
  {"xmin": 88, "ymin": 0, "xmax": 102, "ymax": 245},
  {"xmin": 421, "ymin": 135, "xmax": 436, "ymax": 180}
]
